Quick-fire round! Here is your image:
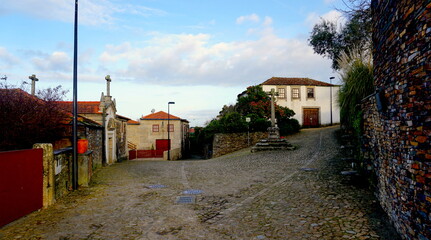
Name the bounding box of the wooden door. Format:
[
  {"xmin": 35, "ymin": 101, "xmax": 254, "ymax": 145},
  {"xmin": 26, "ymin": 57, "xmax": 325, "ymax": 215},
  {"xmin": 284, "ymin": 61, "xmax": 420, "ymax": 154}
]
[
  {"xmin": 156, "ymin": 139, "xmax": 170, "ymax": 151},
  {"xmin": 303, "ymin": 108, "xmax": 319, "ymax": 127},
  {"xmin": 156, "ymin": 139, "xmax": 170, "ymax": 158}
]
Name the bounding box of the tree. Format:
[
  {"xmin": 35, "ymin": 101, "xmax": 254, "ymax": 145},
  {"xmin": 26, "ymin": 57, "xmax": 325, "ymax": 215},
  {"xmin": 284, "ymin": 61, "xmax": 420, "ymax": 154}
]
[
  {"xmin": 0, "ymin": 83, "xmax": 69, "ymax": 151},
  {"xmin": 208, "ymin": 85, "xmax": 299, "ymax": 135},
  {"xmin": 337, "ymin": 48, "xmax": 374, "ymax": 135},
  {"xmin": 308, "ymin": 0, "xmax": 371, "ymax": 69}
]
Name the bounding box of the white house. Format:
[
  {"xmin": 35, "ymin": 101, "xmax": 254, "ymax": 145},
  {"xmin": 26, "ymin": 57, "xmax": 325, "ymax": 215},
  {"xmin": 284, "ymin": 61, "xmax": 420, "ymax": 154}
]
[{"xmin": 261, "ymin": 77, "xmax": 340, "ymax": 127}]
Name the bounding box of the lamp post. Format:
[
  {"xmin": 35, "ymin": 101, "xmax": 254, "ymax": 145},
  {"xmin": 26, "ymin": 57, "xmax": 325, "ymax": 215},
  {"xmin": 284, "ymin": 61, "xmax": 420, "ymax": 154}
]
[
  {"xmin": 167, "ymin": 101, "xmax": 175, "ymax": 160},
  {"xmin": 329, "ymin": 77, "xmax": 335, "ymax": 126},
  {"xmin": 72, "ymin": 0, "xmax": 79, "ymax": 190}
]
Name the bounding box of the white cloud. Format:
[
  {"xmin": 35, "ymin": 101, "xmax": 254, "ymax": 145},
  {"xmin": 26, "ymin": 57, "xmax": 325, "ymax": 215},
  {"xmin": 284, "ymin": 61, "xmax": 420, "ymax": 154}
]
[
  {"xmin": 32, "ymin": 51, "xmax": 72, "ymax": 72},
  {"xmin": 0, "ymin": 0, "xmax": 166, "ymax": 26},
  {"xmin": 97, "ymin": 25, "xmax": 332, "ymax": 87},
  {"xmin": 305, "ymin": 10, "xmax": 345, "ymax": 28},
  {"xmin": 263, "ymin": 16, "xmax": 273, "ymax": 26},
  {"xmin": 0, "ymin": 47, "xmax": 20, "ymax": 68},
  {"xmin": 236, "ymin": 14, "xmax": 260, "ymax": 24}
]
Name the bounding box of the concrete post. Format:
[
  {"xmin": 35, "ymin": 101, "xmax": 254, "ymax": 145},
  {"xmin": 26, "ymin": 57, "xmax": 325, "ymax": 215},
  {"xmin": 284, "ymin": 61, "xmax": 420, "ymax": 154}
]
[{"xmin": 33, "ymin": 143, "xmax": 55, "ymax": 208}]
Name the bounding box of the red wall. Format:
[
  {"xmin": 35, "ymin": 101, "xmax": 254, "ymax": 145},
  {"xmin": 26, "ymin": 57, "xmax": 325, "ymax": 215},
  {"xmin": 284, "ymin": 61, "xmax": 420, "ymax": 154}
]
[{"xmin": 0, "ymin": 148, "xmax": 43, "ymax": 227}]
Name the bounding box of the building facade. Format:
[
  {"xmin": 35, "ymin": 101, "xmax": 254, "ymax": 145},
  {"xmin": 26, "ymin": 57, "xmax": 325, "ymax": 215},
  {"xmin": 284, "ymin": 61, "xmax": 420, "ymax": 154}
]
[
  {"xmin": 57, "ymin": 79, "xmax": 129, "ymax": 164},
  {"xmin": 261, "ymin": 77, "xmax": 340, "ymax": 127},
  {"xmin": 127, "ymin": 111, "xmax": 189, "ymax": 160}
]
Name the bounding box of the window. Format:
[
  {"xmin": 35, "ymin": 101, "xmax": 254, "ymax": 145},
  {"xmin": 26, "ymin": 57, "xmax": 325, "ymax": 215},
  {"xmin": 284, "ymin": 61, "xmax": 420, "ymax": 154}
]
[
  {"xmin": 292, "ymin": 88, "xmax": 300, "ymax": 99},
  {"xmin": 168, "ymin": 124, "xmax": 174, "ymax": 132},
  {"xmin": 307, "ymin": 88, "xmax": 315, "ymax": 99},
  {"xmin": 152, "ymin": 124, "xmax": 159, "ymax": 132},
  {"xmin": 278, "ymin": 88, "xmax": 286, "ymax": 99}
]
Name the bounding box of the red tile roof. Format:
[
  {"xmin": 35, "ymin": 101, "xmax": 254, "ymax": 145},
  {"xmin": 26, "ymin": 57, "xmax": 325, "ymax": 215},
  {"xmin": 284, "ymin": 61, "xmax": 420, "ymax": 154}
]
[
  {"xmin": 141, "ymin": 111, "xmax": 181, "ymax": 120},
  {"xmin": 56, "ymin": 101, "xmax": 101, "ymax": 114},
  {"xmin": 262, "ymin": 77, "xmax": 335, "ymax": 87},
  {"xmin": 116, "ymin": 114, "xmax": 131, "ymax": 121},
  {"xmin": 127, "ymin": 119, "xmax": 140, "ymax": 125}
]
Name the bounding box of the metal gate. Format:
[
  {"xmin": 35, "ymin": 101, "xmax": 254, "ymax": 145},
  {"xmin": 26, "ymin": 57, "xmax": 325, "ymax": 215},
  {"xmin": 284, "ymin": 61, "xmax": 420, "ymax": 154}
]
[
  {"xmin": 303, "ymin": 108, "xmax": 320, "ymax": 127},
  {"xmin": 0, "ymin": 149, "xmax": 43, "ymax": 227}
]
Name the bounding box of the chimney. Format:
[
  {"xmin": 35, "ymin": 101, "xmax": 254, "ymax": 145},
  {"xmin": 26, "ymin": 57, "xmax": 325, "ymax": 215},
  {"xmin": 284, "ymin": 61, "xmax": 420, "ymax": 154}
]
[
  {"xmin": 105, "ymin": 75, "xmax": 111, "ymax": 97},
  {"xmin": 28, "ymin": 74, "xmax": 39, "ymax": 96}
]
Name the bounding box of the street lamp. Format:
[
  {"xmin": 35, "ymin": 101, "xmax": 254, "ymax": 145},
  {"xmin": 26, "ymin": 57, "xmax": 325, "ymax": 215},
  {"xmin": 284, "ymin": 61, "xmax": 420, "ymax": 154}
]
[
  {"xmin": 329, "ymin": 77, "xmax": 335, "ymax": 126},
  {"xmin": 167, "ymin": 101, "xmax": 175, "ymax": 160}
]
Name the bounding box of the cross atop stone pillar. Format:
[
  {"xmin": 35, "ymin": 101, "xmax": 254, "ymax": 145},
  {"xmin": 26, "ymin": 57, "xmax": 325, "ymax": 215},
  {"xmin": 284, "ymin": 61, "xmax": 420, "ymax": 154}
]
[
  {"xmin": 268, "ymin": 88, "xmax": 278, "ymax": 127},
  {"xmin": 105, "ymin": 75, "xmax": 111, "ymax": 97},
  {"xmin": 28, "ymin": 74, "xmax": 39, "ymax": 96},
  {"xmin": 266, "ymin": 88, "xmax": 280, "ymax": 139}
]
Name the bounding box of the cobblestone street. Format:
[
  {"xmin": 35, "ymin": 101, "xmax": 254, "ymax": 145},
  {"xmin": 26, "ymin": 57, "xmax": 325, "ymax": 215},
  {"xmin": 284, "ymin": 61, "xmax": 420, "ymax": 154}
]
[{"xmin": 0, "ymin": 126, "xmax": 400, "ymax": 240}]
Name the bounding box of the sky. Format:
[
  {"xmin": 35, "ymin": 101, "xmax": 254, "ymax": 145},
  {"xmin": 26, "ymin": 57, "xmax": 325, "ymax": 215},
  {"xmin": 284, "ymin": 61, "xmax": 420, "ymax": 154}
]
[{"xmin": 0, "ymin": 0, "xmax": 347, "ymax": 127}]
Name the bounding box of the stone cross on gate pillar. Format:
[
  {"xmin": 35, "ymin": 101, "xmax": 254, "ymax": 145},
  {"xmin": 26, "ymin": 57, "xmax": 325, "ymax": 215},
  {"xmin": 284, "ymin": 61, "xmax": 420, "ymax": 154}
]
[
  {"xmin": 105, "ymin": 75, "xmax": 111, "ymax": 97},
  {"xmin": 28, "ymin": 74, "xmax": 39, "ymax": 96}
]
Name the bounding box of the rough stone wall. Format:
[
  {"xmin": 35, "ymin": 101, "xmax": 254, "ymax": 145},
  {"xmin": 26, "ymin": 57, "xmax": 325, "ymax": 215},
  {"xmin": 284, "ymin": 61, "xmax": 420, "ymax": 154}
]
[
  {"xmin": 116, "ymin": 120, "xmax": 128, "ymax": 161},
  {"xmin": 363, "ymin": 1, "xmax": 431, "ymax": 239},
  {"xmin": 54, "ymin": 151, "xmax": 71, "ymax": 200},
  {"xmin": 212, "ymin": 132, "xmax": 267, "ymax": 158},
  {"xmin": 87, "ymin": 127, "xmax": 103, "ymax": 169}
]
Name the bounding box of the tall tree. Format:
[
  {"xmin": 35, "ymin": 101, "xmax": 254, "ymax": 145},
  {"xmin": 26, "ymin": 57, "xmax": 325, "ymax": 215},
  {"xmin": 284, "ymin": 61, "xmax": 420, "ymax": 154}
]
[{"xmin": 308, "ymin": 0, "xmax": 371, "ymax": 70}]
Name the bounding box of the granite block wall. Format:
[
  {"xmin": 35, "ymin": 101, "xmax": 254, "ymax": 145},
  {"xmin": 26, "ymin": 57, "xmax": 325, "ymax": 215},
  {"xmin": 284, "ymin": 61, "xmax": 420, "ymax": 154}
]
[
  {"xmin": 363, "ymin": 1, "xmax": 431, "ymax": 239},
  {"xmin": 212, "ymin": 132, "xmax": 267, "ymax": 158}
]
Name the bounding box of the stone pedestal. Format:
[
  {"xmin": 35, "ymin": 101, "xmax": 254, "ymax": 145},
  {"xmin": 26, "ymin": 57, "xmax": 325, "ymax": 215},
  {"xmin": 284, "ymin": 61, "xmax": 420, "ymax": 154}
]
[
  {"xmin": 267, "ymin": 126, "xmax": 280, "ymax": 139},
  {"xmin": 251, "ymin": 127, "xmax": 295, "ymax": 152}
]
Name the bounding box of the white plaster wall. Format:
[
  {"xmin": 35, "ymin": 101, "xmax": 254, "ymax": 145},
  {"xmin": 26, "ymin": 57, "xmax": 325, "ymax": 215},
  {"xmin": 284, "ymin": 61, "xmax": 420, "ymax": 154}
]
[{"xmin": 262, "ymin": 85, "xmax": 340, "ymax": 126}]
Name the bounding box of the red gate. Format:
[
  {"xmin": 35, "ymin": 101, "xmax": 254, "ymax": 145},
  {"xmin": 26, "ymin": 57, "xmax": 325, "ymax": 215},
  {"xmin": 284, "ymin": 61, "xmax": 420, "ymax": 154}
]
[
  {"xmin": 0, "ymin": 149, "xmax": 43, "ymax": 227},
  {"xmin": 129, "ymin": 139, "xmax": 170, "ymax": 160}
]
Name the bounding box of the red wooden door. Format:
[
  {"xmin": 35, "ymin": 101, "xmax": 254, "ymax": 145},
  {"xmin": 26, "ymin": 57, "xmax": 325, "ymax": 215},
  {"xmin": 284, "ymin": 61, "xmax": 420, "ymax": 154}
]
[
  {"xmin": 155, "ymin": 139, "xmax": 170, "ymax": 158},
  {"xmin": 303, "ymin": 108, "xmax": 319, "ymax": 127},
  {"xmin": 156, "ymin": 139, "xmax": 170, "ymax": 151}
]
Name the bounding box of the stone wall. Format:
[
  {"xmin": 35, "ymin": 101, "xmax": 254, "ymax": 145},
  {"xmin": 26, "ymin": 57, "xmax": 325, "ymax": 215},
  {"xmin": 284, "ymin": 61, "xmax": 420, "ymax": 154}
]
[
  {"xmin": 87, "ymin": 127, "xmax": 103, "ymax": 168},
  {"xmin": 362, "ymin": 1, "xmax": 431, "ymax": 239},
  {"xmin": 212, "ymin": 132, "xmax": 267, "ymax": 158},
  {"xmin": 53, "ymin": 149, "xmax": 71, "ymax": 200}
]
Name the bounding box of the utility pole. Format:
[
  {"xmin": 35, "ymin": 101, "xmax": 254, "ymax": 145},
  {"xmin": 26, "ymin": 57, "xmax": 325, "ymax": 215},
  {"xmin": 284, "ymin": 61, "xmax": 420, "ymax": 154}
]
[
  {"xmin": 72, "ymin": 0, "xmax": 79, "ymax": 190},
  {"xmin": 167, "ymin": 102, "xmax": 175, "ymax": 160}
]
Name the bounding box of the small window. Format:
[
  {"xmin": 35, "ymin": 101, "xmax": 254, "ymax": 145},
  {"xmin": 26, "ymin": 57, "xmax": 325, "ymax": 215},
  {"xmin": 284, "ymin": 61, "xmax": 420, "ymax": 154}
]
[
  {"xmin": 168, "ymin": 124, "xmax": 174, "ymax": 132},
  {"xmin": 152, "ymin": 124, "xmax": 159, "ymax": 132},
  {"xmin": 278, "ymin": 88, "xmax": 286, "ymax": 99},
  {"xmin": 307, "ymin": 88, "xmax": 315, "ymax": 99},
  {"xmin": 292, "ymin": 88, "xmax": 300, "ymax": 99}
]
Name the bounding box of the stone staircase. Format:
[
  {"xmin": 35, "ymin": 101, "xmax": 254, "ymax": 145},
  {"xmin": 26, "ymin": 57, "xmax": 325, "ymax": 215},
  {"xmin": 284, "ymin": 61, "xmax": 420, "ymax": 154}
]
[{"xmin": 251, "ymin": 138, "xmax": 295, "ymax": 152}]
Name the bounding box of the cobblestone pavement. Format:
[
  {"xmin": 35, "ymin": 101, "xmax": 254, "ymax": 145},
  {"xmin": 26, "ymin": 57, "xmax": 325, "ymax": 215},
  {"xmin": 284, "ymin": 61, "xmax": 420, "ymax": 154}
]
[{"xmin": 0, "ymin": 126, "xmax": 401, "ymax": 240}]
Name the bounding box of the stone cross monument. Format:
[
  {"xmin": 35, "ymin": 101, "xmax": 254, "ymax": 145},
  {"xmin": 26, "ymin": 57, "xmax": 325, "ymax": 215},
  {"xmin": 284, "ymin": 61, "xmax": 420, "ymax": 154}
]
[
  {"xmin": 267, "ymin": 88, "xmax": 280, "ymax": 139},
  {"xmin": 251, "ymin": 87, "xmax": 295, "ymax": 152},
  {"xmin": 28, "ymin": 74, "xmax": 39, "ymax": 96},
  {"xmin": 105, "ymin": 75, "xmax": 111, "ymax": 97}
]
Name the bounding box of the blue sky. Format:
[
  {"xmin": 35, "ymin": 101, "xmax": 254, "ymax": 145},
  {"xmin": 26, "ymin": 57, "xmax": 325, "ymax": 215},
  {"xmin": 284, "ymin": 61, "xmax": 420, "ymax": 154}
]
[{"xmin": 0, "ymin": 0, "xmax": 346, "ymax": 126}]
